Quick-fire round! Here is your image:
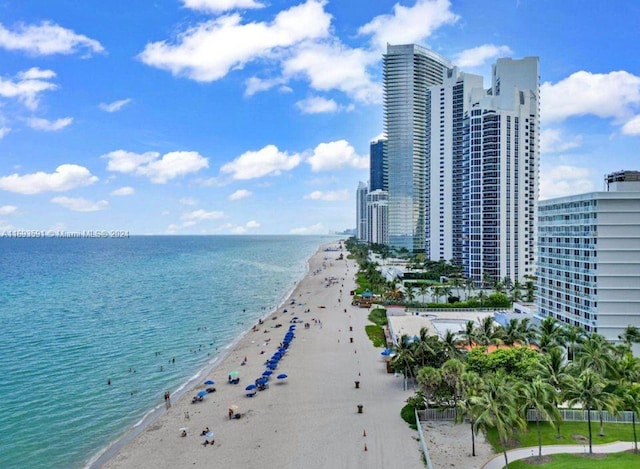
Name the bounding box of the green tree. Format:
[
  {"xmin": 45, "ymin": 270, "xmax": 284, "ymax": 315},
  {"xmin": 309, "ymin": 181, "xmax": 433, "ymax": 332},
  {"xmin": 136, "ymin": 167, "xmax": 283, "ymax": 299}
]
[
  {"xmin": 455, "ymin": 371, "xmax": 484, "ymax": 457},
  {"xmin": 619, "ymin": 325, "xmax": 640, "ymax": 351},
  {"xmin": 564, "ymin": 369, "xmax": 619, "ymax": 454},
  {"xmin": 536, "ymin": 347, "xmax": 570, "ymax": 437},
  {"xmin": 472, "ymin": 373, "xmax": 526, "ymax": 467},
  {"xmin": 518, "ymin": 376, "xmax": 562, "ymax": 460},
  {"xmin": 417, "ymin": 366, "xmax": 443, "ymax": 409}
]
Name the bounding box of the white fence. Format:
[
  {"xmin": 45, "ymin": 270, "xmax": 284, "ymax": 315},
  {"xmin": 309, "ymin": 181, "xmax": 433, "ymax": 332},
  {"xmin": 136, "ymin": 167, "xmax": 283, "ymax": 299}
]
[{"xmin": 418, "ymin": 408, "xmax": 639, "ymax": 424}]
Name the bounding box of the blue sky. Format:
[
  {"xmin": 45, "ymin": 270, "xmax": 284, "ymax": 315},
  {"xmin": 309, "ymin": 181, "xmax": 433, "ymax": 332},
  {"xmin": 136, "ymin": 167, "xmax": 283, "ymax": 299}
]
[{"xmin": 0, "ymin": 0, "xmax": 638, "ymax": 235}]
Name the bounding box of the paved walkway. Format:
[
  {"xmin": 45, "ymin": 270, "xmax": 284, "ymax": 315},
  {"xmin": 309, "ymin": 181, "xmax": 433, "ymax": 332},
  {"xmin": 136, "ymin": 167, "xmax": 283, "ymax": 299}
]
[{"xmin": 481, "ymin": 441, "xmax": 637, "ymax": 468}]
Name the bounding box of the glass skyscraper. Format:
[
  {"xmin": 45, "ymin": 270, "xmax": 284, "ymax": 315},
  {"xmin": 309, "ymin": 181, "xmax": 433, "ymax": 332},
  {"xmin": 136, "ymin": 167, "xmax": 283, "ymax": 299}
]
[{"xmin": 384, "ymin": 44, "xmax": 452, "ymax": 252}]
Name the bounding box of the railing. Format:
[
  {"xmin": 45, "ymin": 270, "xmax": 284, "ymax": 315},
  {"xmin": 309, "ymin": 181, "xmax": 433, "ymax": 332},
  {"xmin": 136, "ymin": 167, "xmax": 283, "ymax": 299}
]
[
  {"xmin": 418, "ymin": 408, "xmax": 639, "ymax": 424},
  {"xmin": 415, "ymin": 408, "xmax": 434, "ymax": 469}
]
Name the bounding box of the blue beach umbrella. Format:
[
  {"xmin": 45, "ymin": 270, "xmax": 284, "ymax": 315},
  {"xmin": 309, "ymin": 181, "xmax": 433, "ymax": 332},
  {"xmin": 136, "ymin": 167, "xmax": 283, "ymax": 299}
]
[
  {"xmin": 204, "ymin": 380, "xmax": 215, "ymax": 385},
  {"xmin": 256, "ymin": 377, "xmax": 268, "ymax": 385},
  {"xmin": 263, "ymin": 370, "xmax": 273, "ymax": 376},
  {"xmin": 277, "ymin": 374, "xmax": 288, "ymax": 380},
  {"xmin": 197, "ymin": 390, "xmax": 207, "ymax": 398},
  {"xmin": 245, "ymin": 384, "xmax": 256, "ymax": 391}
]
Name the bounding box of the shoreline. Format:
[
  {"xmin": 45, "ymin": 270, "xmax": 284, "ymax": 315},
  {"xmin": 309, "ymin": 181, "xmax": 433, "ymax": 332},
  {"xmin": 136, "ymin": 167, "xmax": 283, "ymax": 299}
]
[
  {"xmin": 98, "ymin": 241, "xmax": 423, "ymax": 469},
  {"xmin": 85, "ymin": 246, "xmax": 317, "ymax": 469}
]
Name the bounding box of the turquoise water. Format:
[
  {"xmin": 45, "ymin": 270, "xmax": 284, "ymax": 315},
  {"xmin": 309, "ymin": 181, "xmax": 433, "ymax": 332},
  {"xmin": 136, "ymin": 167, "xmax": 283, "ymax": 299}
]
[{"xmin": 0, "ymin": 235, "xmax": 333, "ymax": 469}]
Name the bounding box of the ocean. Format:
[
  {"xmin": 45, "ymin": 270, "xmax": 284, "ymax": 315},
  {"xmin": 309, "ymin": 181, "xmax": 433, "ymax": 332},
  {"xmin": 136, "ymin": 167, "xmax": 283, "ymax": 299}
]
[{"xmin": 0, "ymin": 235, "xmax": 334, "ymax": 469}]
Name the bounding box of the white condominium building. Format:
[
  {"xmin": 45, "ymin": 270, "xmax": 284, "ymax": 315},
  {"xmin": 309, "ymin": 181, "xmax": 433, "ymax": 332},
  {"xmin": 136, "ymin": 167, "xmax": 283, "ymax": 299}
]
[
  {"xmin": 367, "ymin": 190, "xmax": 389, "ymax": 245},
  {"xmin": 536, "ymin": 171, "xmax": 640, "ymax": 345}
]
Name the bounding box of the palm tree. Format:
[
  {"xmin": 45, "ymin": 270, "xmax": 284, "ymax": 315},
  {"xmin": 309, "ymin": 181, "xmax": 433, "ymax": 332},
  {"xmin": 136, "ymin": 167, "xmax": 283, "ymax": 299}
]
[
  {"xmin": 503, "ymin": 318, "xmax": 524, "ymax": 346},
  {"xmin": 619, "ymin": 325, "xmax": 640, "ymax": 350},
  {"xmin": 536, "ymin": 346, "xmax": 570, "ymax": 438},
  {"xmin": 464, "ymin": 277, "xmax": 476, "ymax": 300},
  {"xmin": 561, "ymin": 324, "xmax": 585, "ymax": 361},
  {"xmin": 575, "ymin": 333, "xmax": 615, "ymax": 378},
  {"xmin": 405, "ymin": 283, "xmax": 416, "ymax": 304},
  {"xmin": 564, "ymin": 369, "xmax": 620, "ymax": 454},
  {"xmin": 441, "ymin": 330, "xmax": 463, "ymax": 360},
  {"xmin": 518, "ymin": 376, "xmax": 562, "ymax": 460},
  {"xmin": 475, "ymin": 316, "xmax": 504, "ymax": 346},
  {"xmin": 472, "ymin": 373, "xmax": 526, "ymax": 467},
  {"xmin": 418, "ymin": 283, "xmax": 429, "ymax": 304},
  {"xmin": 456, "ymin": 371, "xmax": 484, "ymax": 457},
  {"xmin": 613, "ymin": 353, "xmax": 640, "ymax": 453},
  {"xmin": 461, "ymin": 320, "xmax": 476, "ymax": 348},
  {"xmin": 450, "ymin": 275, "xmax": 464, "ymax": 300},
  {"xmin": 441, "ymin": 285, "xmax": 453, "ymax": 304},
  {"xmin": 537, "ymin": 316, "xmax": 563, "ymax": 352},
  {"xmin": 517, "ymin": 317, "xmax": 538, "ymax": 345},
  {"xmin": 391, "ymin": 335, "xmax": 416, "ymax": 381},
  {"xmin": 417, "ymin": 366, "xmax": 442, "ymax": 409},
  {"xmin": 441, "ymin": 359, "xmax": 466, "ymax": 408},
  {"xmin": 510, "ymin": 279, "xmax": 524, "ymax": 303}
]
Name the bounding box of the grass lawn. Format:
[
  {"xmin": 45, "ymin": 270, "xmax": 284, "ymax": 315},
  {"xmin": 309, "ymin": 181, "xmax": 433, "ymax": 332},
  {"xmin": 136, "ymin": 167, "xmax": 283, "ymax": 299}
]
[
  {"xmin": 486, "ymin": 421, "xmax": 637, "ymax": 451},
  {"xmin": 355, "ymin": 273, "xmax": 371, "ymax": 294},
  {"xmin": 507, "ymin": 452, "xmax": 640, "ymax": 468},
  {"xmin": 365, "ymin": 325, "xmax": 386, "ymax": 347},
  {"xmin": 368, "ymin": 308, "xmax": 388, "ymax": 326}
]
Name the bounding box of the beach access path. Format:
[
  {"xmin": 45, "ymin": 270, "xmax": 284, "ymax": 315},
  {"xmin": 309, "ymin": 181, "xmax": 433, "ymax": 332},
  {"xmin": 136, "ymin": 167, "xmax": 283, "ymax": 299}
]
[
  {"xmin": 101, "ymin": 243, "xmax": 422, "ymax": 469},
  {"xmin": 481, "ymin": 441, "xmax": 637, "ymax": 469}
]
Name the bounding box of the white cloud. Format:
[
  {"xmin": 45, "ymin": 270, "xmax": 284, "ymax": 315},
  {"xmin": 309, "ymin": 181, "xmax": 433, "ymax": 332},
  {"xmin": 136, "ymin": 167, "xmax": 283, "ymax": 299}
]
[
  {"xmin": 304, "ymin": 189, "xmax": 349, "ymax": 201},
  {"xmin": 18, "ymin": 68, "xmax": 56, "ymax": 80},
  {"xmin": 102, "ymin": 150, "xmax": 209, "ymax": 183},
  {"xmin": 0, "ymin": 164, "xmax": 98, "ymax": 194},
  {"xmin": 282, "ymin": 41, "xmax": 381, "ymax": 104},
  {"xmin": 0, "ymin": 68, "xmax": 58, "ymax": 109},
  {"xmin": 110, "ymin": 186, "xmax": 135, "ymax": 196},
  {"xmin": 622, "ymin": 115, "xmax": 640, "ymax": 135},
  {"xmin": 51, "ymin": 196, "xmax": 108, "ymax": 212},
  {"xmin": 182, "ymin": 0, "xmax": 264, "ymax": 13},
  {"xmin": 0, "ymin": 205, "xmax": 17, "ymax": 215},
  {"xmin": 541, "ymin": 70, "xmax": 640, "ymax": 123},
  {"xmin": 221, "ymin": 144, "xmax": 301, "ymax": 180},
  {"xmin": 99, "ymin": 98, "xmax": 132, "ymax": 113},
  {"xmin": 358, "ymin": 0, "xmax": 459, "ymax": 52},
  {"xmin": 289, "ymin": 222, "xmax": 325, "ymax": 234},
  {"xmin": 244, "ymin": 76, "xmax": 286, "ymax": 96},
  {"xmin": 540, "ymin": 128, "xmax": 583, "ymax": 154},
  {"xmin": 246, "ymin": 220, "xmax": 260, "ymax": 228},
  {"xmin": 182, "ymin": 209, "xmax": 225, "ymax": 220},
  {"xmin": 295, "ymin": 96, "xmax": 353, "ymax": 114},
  {"xmin": 0, "ymin": 124, "xmax": 10, "ymax": 138},
  {"xmin": 539, "ymin": 165, "xmax": 596, "ymax": 200},
  {"xmin": 26, "ymin": 117, "xmax": 73, "ymax": 131},
  {"xmin": 0, "ymin": 21, "xmax": 104, "ymax": 56},
  {"xmin": 179, "ymin": 197, "xmax": 198, "ymax": 205},
  {"xmin": 454, "ymin": 44, "xmax": 512, "ymax": 68},
  {"xmin": 229, "ymin": 189, "xmax": 252, "ymax": 200},
  {"xmin": 307, "ymin": 140, "xmax": 368, "ymax": 172},
  {"xmin": 139, "ymin": 0, "xmax": 331, "ymax": 82}
]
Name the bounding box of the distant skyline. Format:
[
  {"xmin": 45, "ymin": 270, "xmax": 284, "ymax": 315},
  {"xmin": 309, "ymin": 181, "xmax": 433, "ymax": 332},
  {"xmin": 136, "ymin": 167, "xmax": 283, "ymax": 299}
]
[{"xmin": 0, "ymin": 0, "xmax": 638, "ymax": 235}]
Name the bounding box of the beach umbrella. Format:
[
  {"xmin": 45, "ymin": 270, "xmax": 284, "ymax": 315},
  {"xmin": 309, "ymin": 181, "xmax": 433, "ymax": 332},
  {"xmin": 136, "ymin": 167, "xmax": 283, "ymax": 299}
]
[
  {"xmin": 229, "ymin": 371, "xmax": 240, "ymax": 377},
  {"xmin": 277, "ymin": 374, "xmax": 288, "ymax": 380},
  {"xmin": 267, "ymin": 363, "xmax": 277, "ymax": 370},
  {"xmin": 204, "ymin": 380, "xmax": 215, "ymax": 385},
  {"xmin": 197, "ymin": 390, "xmax": 207, "ymax": 398},
  {"xmin": 256, "ymin": 377, "xmax": 268, "ymax": 385},
  {"xmin": 263, "ymin": 370, "xmax": 273, "ymax": 376},
  {"xmin": 245, "ymin": 384, "xmax": 256, "ymax": 391}
]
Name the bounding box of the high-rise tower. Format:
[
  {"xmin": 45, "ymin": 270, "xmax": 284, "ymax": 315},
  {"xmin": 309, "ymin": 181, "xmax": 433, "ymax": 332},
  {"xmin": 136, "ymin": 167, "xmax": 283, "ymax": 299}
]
[{"xmin": 384, "ymin": 44, "xmax": 452, "ymax": 252}]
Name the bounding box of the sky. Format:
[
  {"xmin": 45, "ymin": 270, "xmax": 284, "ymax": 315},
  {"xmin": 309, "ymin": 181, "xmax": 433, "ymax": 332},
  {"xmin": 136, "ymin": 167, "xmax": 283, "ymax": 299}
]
[{"xmin": 0, "ymin": 0, "xmax": 639, "ymax": 235}]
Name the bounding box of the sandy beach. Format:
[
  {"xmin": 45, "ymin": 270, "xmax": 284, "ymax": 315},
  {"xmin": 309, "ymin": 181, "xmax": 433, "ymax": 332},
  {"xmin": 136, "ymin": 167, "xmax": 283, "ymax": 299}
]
[{"xmin": 99, "ymin": 243, "xmax": 423, "ymax": 469}]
